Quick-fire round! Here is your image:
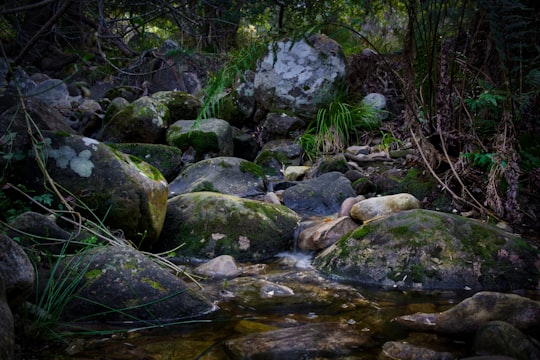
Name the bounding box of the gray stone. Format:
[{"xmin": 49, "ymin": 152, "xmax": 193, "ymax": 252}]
[
  {"xmin": 0, "ymin": 234, "xmax": 35, "ymax": 307},
  {"xmin": 60, "ymin": 246, "xmax": 216, "ymax": 322},
  {"xmin": 254, "ymin": 34, "xmax": 346, "ymax": 119},
  {"xmin": 28, "ymin": 132, "xmax": 168, "ymax": 245},
  {"xmin": 298, "ymin": 216, "xmax": 359, "ymax": 251},
  {"xmin": 473, "ymin": 320, "xmax": 540, "ymax": 360},
  {"xmin": 254, "ymin": 139, "xmax": 304, "ymax": 178},
  {"xmin": 98, "ymin": 96, "xmax": 170, "ymax": 143},
  {"xmin": 362, "ymin": 92, "xmax": 388, "ymax": 121},
  {"xmin": 282, "ymin": 172, "xmax": 356, "ymax": 216},
  {"xmin": 168, "ymin": 156, "xmax": 267, "ymax": 198},
  {"xmin": 195, "ymin": 255, "xmax": 240, "ymax": 278},
  {"xmin": 225, "ymin": 322, "xmax": 373, "ymax": 359},
  {"xmin": 350, "ymin": 193, "xmax": 421, "ymax": 222},
  {"xmin": 26, "ymin": 79, "xmax": 69, "ymax": 106},
  {"xmin": 156, "ymin": 191, "xmax": 300, "ymax": 261},
  {"xmin": 0, "ymin": 273, "xmax": 14, "ymax": 360},
  {"xmin": 314, "ymin": 209, "xmax": 540, "ymax": 290},
  {"xmin": 167, "ymin": 118, "xmax": 233, "ymax": 160}
]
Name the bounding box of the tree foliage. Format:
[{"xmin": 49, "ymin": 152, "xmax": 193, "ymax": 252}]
[{"xmin": 1, "ymin": 0, "xmax": 539, "ymax": 225}]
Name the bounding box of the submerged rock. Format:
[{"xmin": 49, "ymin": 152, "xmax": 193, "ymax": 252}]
[
  {"xmin": 60, "ymin": 246, "xmax": 215, "ymax": 322},
  {"xmin": 395, "ymin": 291, "xmax": 540, "ymax": 337},
  {"xmin": 313, "ymin": 209, "xmax": 540, "ymax": 290},
  {"xmin": 224, "ymin": 322, "xmax": 374, "ymax": 359}
]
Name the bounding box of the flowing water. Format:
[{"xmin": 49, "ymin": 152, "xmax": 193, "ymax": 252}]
[{"xmin": 26, "ymin": 252, "xmax": 539, "ymax": 360}]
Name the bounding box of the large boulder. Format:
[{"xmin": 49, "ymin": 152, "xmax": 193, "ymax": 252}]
[
  {"xmin": 155, "ymin": 191, "xmax": 301, "ymax": 261},
  {"xmin": 59, "ymin": 245, "xmax": 215, "ymax": 322},
  {"xmin": 168, "ymin": 156, "xmax": 267, "ymax": 198},
  {"xmin": 254, "ymin": 34, "xmax": 347, "ymax": 119},
  {"xmin": 224, "ymin": 323, "xmax": 373, "ymax": 359},
  {"xmin": 0, "ymin": 274, "xmax": 14, "ymax": 360},
  {"xmin": 110, "ymin": 143, "xmax": 184, "ymax": 182},
  {"xmin": 395, "ymin": 291, "xmax": 540, "ymax": 338},
  {"xmin": 282, "ymin": 172, "xmax": 356, "ymax": 216},
  {"xmin": 18, "ymin": 132, "xmax": 168, "ymax": 245},
  {"xmin": 150, "ymin": 91, "xmax": 202, "ymax": 121},
  {"xmin": 98, "ymin": 96, "xmax": 170, "ymax": 143},
  {"xmin": 0, "ymin": 234, "xmax": 35, "ymax": 308},
  {"xmin": 0, "ymin": 98, "xmax": 75, "ymax": 136},
  {"xmin": 313, "ymin": 209, "xmax": 540, "ymax": 290},
  {"xmin": 166, "ymin": 118, "xmax": 233, "ymax": 160}
]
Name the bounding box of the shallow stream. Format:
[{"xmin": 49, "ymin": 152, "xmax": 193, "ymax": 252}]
[{"xmin": 32, "ymin": 252, "xmax": 539, "ymax": 360}]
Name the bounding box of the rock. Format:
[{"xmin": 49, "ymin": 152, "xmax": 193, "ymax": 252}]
[
  {"xmin": 103, "ymin": 97, "xmax": 129, "ymax": 122},
  {"xmin": 339, "ymin": 195, "xmax": 365, "ymax": 217},
  {"xmin": 298, "ymin": 216, "xmax": 359, "ymax": 251},
  {"xmin": 395, "ymin": 291, "xmax": 540, "ymax": 340},
  {"xmin": 314, "ymin": 209, "xmax": 540, "ymax": 290},
  {"xmin": 0, "ymin": 98, "xmax": 75, "ymax": 136},
  {"xmin": 379, "ymin": 341, "xmax": 455, "ymax": 360},
  {"xmin": 350, "ymin": 193, "xmax": 421, "ymax": 222},
  {"xmin": 254, "ymin": 139, "xmax": 304, "ymax": 178},
  {"xmin": 150, "ymin": 91, "xmax": 202, "ymax": 121},
  {"xmin": 166, "ymin": 118, "xmax": 233, "ymax": 160},
  {"xmin": 60, "ymin": 246, "xmax": 215, "ymax": 322},
  {"xmin": 362, "ymin": 93, "xmax": 388, "ymax": 121},
  {"xmin": 26, "ymin": 79, "xmax": 70, "ymax": 107},
  {"xmin": 0, "ymin": 273, "xmax": 14, "ymax": 360},
  {"xmin": 25, "ymin": 132, "xmax": 168, "ymax": 245},
  {"xmin": 435, "ymin": 292, "xmax": 540, "ymax": 335},
  {"xmin": 0, "ymin": 234, "xmax": 35, "ymax": 308},
  {"xmin": 473, "ymin": 320, "xmax": 540, "ymax": 360},
  {"xmin": 98, "ymin": 96, "xmax": 170, "ymax": 143},
  {"xmin": 233, "ymin": 130, "xmax": 259, "ymax": 161},
  {"xmin": 308, "ymin": 153, "xmax": 351, "ymax": 177},
  {"xmin": 194, "ymin": 255, "xmax": 240, "ymax": 278},
  {"xmin": 156, "ymin": 191, "xmax": 300, "ymax": 261},
  {"xmin": 224, "ymin": 322, "xmax": 373, "ymax": 358},
  {"xmin": 5, "ymin": 212, "xmax": 96, "ymax": 255},
  {"xmin": 254, "ymin": 34, "xmax": 347, "ymax": 119},
  {"xmin": 110, "ymin": 143, "xmax": 184, "ymax": 182},
  {"xmin": 262, "ymin": 112, "xmax": 305, "ymax": 141},
  {"xmin": 282, "ymin": 172, "xmax": 356, "ymax": 216},
  {"xmin": 283, "ymin": 165, "xmax": 311, "ymax": 181},
  {"xmin": 168, "ymin": 156, "xmax": 267, "ymax": 198}
]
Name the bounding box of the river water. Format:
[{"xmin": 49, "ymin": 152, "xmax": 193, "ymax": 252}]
[{"xmin": 30, "ymin": 251, "xmax": 539, "ymax": 360}]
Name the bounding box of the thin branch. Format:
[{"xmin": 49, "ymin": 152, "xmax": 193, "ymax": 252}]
[
  {"xmin": 13, "ymin": 0, "xmax": 73, "ymax": 66},
  {"xmin": 1, "ymin": 0, "xmax": 56, "ymax": 15}
]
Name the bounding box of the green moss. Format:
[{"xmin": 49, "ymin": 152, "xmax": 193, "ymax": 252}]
[
  {"xmin": 239, "ymin": 161, "xmax": 266, "ymax": 179},
  {"xmin": 400, "ymin": 167, "xmax": 436, "ymax": 200},
  {"xmin": 85, "ymin": 269, "xmax": 102, "ymax": 280},
  {"xmin": 409, "ymin": 263, "xmax": 425, "ymax": 282},
  {"xmin": 141, "ymin": 278, "xmax": 166, "ymax": 292},
  {"xmin": 192, "ymin": 181, "xmax": 218, "ymax": 193},
  {"xmin": 351, "ymin": 225, "xmax": 370, "ymax": 239}
]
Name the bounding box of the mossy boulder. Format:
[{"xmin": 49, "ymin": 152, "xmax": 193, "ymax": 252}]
[
  {"xmin": 166, "ymin": 118, "xmax": 233, "ymax": 160},
  {"xmin": 60, "ymin": 246, "xmax": 215, "ymax": 322},
  {"xmin": 98, "ymin": 96, "xmax": 170, "ymax": 143},
  {"xmin": 313, "ymin": 209, "xmax": 540, "ymax": 291},
  {"xmin": 168, "ymin": 156, "xmax": 267, "ymax": 197},
  {"xmin": 35, "ymin": 132, "xmax": 168, "ymax": 245},
  {"xmin": 151, "ymin": 91, "xmax": 202, "ymax": 122},
  {"xmin": 110, "ymin": 143, "xmax": 184, "ymax": 182},
  {"xmin": 254, "ymin": 139, "xmax": 304, "ymax": 177},
  {"xmin": 156, "ymin": 191, "xmax": 301, "ymax": 261}
]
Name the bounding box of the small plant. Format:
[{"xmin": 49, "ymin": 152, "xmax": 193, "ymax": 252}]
[
  {"xmin": 298, "ymin": 98, "xmax": 382, "ymax": 160},
  {"xmin": 379, "ymin": 131, "xmax": 402, "ymax": 155}
]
